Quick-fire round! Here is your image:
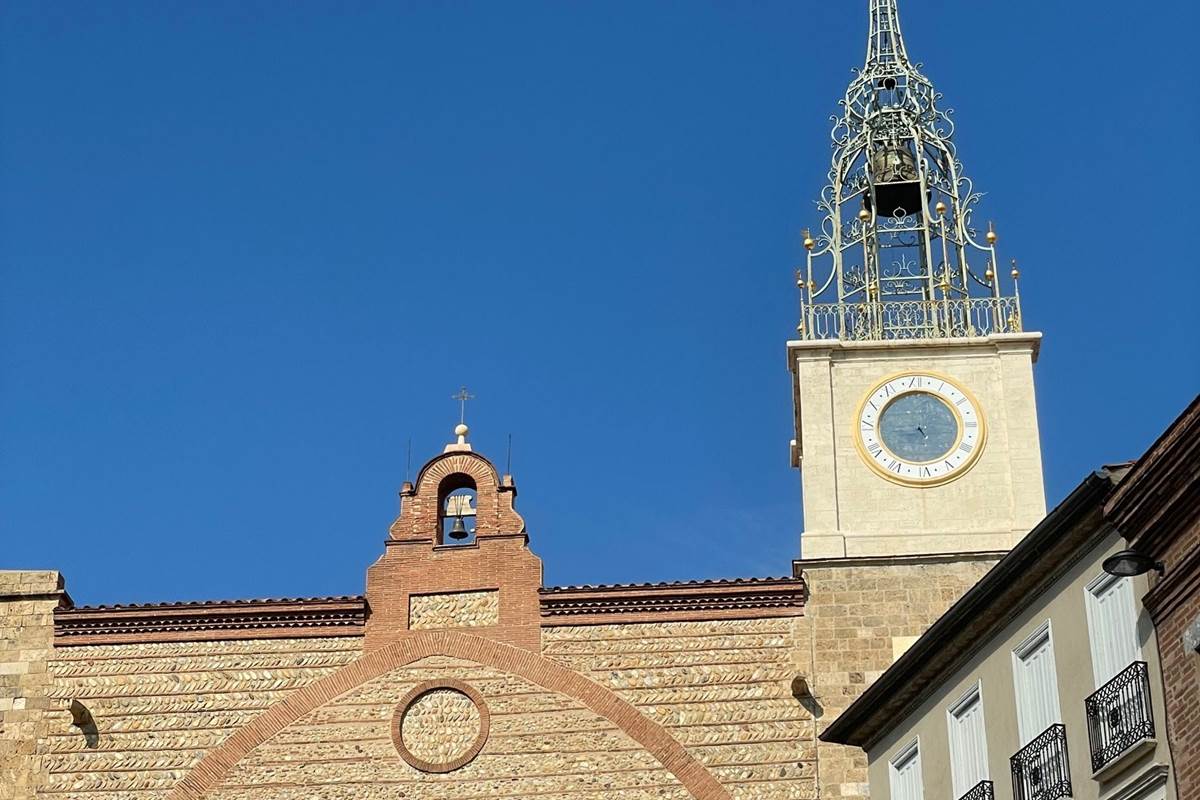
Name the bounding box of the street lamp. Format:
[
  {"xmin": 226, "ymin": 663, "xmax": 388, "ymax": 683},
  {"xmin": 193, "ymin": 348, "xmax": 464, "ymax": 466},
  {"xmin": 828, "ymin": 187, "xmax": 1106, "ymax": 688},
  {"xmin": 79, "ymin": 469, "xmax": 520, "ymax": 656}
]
[{"xmin": 1102, "ymin": 550, "xmax": 1165, "ymax": 578}]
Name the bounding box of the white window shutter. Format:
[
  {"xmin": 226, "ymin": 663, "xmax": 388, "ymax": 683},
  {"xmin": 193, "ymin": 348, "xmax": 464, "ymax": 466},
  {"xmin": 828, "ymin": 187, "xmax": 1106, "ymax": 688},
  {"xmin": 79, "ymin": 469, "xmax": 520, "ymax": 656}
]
[
  {"xmin": 1013, "ymin": 623, "xmax": 1062, "ymax": 744},
  {"xmin": 1085, "ymin": 572, "xmax": 1141, "ymax": 687},
  {"xmin": 889, "ymin": 741, "xmax": 923, "ymax": 800},
  {"xmin": 948, "ymin": 685, "xmax": 988, "ymax": 796}
]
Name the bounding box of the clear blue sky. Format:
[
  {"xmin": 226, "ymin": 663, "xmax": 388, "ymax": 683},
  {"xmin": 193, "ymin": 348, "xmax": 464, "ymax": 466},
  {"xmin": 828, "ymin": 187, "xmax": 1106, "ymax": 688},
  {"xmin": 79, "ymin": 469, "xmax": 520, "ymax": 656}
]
[{"xmin": 3, "ymin": 1, "xmax": 1197, "ymax": 605}]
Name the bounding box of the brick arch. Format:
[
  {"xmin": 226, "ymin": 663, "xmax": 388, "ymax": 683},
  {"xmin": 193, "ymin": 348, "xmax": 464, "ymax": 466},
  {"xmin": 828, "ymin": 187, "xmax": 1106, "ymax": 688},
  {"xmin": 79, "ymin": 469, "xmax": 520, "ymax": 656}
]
[
  {"xmin": 391, "ymin": 451, "xmax": 524, "ymax": 540},
  {"xmin": 415, "ymin": 451, "xmax": 500, "ymax": 495},
  {"xmin": 165, "ymin": 631, "xmax": 730, "ymax": 800}
]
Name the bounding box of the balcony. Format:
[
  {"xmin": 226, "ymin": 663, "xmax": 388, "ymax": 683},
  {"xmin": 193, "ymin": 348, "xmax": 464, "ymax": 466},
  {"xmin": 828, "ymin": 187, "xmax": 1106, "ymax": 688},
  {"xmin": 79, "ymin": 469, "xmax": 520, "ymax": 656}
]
[
  {"xmin": 957, "ymin": 780, "xmax": 995, "ymax": 800},
  {"xmin": 1085, "ymin": 661, "xmax": 1156, "ymax": 774},
  {"xmin": 795, "ymin": 296, "xmax": 1022, "ymax": 341},
  {"xmin": 1010, "ymin": 723, "xmax": 1072, "ymax": 800}
]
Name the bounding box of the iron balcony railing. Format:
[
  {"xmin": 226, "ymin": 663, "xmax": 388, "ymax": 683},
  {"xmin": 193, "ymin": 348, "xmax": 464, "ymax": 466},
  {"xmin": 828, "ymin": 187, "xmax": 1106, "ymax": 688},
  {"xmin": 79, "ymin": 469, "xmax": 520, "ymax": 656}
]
[
  {"xmin": 1085, "ymin": 661, "xmax": 1155, "ymax": 773},
  {"xmin": 1010, "ymin": 723, "xmax": 1071, "ymax": 800},
  {"xmin": 957, "ymin": 779, "xmax": 995, "ymax": 800},
  {"xmin": 796, "ymin": 296, "xmax": 1022, "ymax": 342}
]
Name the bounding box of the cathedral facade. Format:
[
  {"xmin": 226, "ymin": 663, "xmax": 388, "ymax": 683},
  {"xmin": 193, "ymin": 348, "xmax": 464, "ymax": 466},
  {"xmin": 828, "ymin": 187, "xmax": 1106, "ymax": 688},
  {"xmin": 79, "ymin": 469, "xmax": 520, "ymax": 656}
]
[{"xmin": 1, "ymin": 3, "xmax": 1043, "ymax": 800}]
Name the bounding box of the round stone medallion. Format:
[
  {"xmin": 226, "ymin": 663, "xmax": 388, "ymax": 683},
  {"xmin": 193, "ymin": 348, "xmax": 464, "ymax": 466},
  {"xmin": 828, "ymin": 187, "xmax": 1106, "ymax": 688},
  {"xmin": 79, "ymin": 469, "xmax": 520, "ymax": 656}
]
[{"xmin": 392, "ymin": 679, "xmax": 489, "ymax": 773}]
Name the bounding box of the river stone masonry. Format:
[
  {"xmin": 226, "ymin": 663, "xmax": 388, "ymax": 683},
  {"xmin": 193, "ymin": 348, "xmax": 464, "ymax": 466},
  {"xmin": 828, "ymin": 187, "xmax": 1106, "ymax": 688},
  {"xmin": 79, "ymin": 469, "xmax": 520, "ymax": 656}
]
[{"xmin": 4, "ymin": 443, "xmax": 996, "ymax": 800}]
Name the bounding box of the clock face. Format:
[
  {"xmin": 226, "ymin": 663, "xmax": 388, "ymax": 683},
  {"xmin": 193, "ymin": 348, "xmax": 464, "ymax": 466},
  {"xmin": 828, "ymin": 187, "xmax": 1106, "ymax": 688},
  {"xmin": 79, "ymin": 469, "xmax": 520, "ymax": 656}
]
[{"xmin": 856, "ymin": 372, "xmax": 985, "ymax": 486}]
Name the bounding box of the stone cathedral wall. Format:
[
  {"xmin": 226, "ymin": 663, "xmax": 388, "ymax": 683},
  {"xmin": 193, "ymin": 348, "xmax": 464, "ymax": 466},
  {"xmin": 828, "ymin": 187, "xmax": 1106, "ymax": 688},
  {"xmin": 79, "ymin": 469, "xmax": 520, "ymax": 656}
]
[
  {"xmin": 210, "ymin": 654, "xmax": 693, "ymax": 800},
  {"xmin": 2, "ymin": 560, "xmax": 994, "ymax": 800},
  {"xmin": 796, "ymin": 555, "xmax": 1000, "ymax": 800},
  {"xmin": 544, "ymin": 618, "xmax": 813, "ymax": 800},
  {"xmin": 0, "ymin": 572, "xmax": 66, "ymax": 800},
  {"xmin": 41, "ymin": 637, "xmax": 362, "ymax": 799}
]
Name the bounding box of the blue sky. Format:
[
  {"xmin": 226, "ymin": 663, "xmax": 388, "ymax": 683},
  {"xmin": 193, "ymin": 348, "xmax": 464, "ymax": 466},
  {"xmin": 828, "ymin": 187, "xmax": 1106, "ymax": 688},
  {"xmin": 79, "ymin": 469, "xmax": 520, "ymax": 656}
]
[{"xmin": 2, "ymin": 1, "xmax": 1197, "ymax": 605}]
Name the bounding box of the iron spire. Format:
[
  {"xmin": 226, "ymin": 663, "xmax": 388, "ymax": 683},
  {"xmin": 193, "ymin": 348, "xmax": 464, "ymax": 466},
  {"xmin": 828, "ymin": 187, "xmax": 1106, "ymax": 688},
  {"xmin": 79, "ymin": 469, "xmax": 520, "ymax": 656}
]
[
  {"xmin": 865, "ymin": 0, "xmax": 910, "ymax": 69},
  {"xmin": 795, "ymin": 1, "xmax": 1023, "ymax": 342}
]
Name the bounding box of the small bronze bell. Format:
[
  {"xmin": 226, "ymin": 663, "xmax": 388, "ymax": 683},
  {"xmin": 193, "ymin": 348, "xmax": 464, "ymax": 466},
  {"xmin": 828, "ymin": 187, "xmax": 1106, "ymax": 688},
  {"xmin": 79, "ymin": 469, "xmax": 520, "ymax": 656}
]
[
  {"xmin": 865, "ymin": 141, "xmax": 923, "ymax": 218},
  {"xmin": 448, "ymin": 516, "xmax": 470, "ymax": 540}
]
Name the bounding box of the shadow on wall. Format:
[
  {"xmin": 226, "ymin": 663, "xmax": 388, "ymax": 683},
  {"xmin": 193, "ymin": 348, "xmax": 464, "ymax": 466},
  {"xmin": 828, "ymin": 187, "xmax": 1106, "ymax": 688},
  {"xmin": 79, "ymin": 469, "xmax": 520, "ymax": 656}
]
[
  {"xmin": 792, "ymin": 675, "xmax": 825, "ymax": 719},
  {"xmin": 69, "ymin": 699, "xmax": 99, "ymax": 749}
]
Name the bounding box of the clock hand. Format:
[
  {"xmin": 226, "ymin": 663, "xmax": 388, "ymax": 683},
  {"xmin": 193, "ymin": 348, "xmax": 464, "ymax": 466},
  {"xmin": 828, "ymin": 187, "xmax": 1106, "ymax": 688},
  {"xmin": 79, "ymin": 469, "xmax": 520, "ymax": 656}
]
[{"xmin": 917, "ymin": 425, "xmax": 927, "ymax": 438}]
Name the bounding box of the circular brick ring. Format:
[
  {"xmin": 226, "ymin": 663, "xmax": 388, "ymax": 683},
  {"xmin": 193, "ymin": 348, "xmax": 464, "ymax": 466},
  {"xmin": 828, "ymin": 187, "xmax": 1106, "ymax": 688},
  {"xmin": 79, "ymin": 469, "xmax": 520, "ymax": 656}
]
[{"xmin": 391, "ymin": 679, "xmax": 490, "ymax": 773}]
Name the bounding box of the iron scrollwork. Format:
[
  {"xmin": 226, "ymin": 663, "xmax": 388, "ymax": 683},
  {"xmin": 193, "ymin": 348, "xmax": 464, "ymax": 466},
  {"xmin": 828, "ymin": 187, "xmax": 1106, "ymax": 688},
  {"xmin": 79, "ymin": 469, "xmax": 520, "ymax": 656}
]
[
  {"xmin": 1084, "ymin": 661, "xmax": 1155, "ymax": 773},
  {"xmin": 796, "ymin": 0, "xmax": 1025, "ymax": 343}
]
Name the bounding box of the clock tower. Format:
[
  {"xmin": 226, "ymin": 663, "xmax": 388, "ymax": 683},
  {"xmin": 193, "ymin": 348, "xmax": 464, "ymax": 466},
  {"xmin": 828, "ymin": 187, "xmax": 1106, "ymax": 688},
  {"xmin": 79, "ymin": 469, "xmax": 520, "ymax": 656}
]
[{"xmin": 789, "ymin": 0, "xmax": 1046, "ymax": 559}]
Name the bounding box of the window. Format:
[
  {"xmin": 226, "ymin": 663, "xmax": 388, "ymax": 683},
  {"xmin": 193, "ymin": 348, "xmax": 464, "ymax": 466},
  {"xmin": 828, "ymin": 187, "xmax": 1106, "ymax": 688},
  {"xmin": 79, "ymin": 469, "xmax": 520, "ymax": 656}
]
[
  {"xmin": 948, "ymin": 683, "xmax": 988, "ymax": 796},
  {"xmin": 1085, "ymin": 571, "xmax": 1141, "ymax": 687},
  {"xmin": 1013, "ymin": 621, "xmax": 1062, "ymax": 744},
  {"xmin": 889, "ymin": 739, "xmax": 923, "ymax": 800}
]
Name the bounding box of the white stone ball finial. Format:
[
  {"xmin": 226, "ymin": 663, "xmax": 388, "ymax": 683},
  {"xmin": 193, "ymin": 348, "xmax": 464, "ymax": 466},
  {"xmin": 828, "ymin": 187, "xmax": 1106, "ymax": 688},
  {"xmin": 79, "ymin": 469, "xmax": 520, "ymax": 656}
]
[{"xmin": 455, "ymin": 423, "xmax": 469, "ymax": 444}]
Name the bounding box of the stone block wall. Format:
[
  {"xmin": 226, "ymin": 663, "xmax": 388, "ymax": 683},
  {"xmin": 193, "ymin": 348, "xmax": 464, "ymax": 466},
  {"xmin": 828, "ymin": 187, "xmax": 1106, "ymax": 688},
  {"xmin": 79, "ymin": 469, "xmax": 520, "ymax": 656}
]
[
  {"xmin": 209, "ymin": 654, "xmax": 694, "ymax": 800},
  {"xmin": 795, "ymin": 555, "xmax": 1000, "ymax": 800},
  {"xmin": 544, "ymin": 617, "xmax": 814, "ymax": 800},
  {"xmin": 41, "ymin": 636, "xmax": 362, "ymax": 798},
  {"xmin": 791, "ymin": 336, "xmax": 1046, "ymax": 558},
  {"xmin": 0, "ymin": 571, "xmax": 67, "ymax": 800},
  {"xmin": 2, "ymin": 557, "xmax": 999, "ymax": 800}
]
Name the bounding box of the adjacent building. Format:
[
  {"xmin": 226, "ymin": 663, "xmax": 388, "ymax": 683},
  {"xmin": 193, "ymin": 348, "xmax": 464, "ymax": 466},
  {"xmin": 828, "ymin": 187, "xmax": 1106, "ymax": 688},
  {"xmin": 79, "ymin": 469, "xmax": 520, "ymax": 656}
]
[
  {"xmin": 819, "ymin": 464, "xmax": 1178, "ymax": 800},
  {"xmin": 1106, "ymin": 396, "xmax": 1200, "ymax": 798}
]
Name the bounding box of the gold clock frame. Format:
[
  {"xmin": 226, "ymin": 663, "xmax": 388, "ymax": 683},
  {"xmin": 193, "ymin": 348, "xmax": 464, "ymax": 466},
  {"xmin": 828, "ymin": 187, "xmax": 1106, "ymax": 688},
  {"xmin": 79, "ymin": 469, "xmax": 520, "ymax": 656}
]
[{"xmin": 853, "ymin": 369, "xmax": 988, "ymax": 488}]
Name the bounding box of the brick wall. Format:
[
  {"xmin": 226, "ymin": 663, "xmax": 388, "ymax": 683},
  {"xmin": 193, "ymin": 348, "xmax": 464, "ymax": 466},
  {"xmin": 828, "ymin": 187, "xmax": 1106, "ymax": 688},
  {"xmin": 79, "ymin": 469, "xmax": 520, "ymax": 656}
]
[
  {"xmin": 0, "ymin": 571, "xmax": 68, "ymax": 800},
  {"xmin": 1106, "ymin": 395, "xmax": 1200, "ymax": 797},
  {"xmin": 1138, "ymin": 513, "xmax": 1200, "ymax": 799},
  {"xmin": 1153, "ymin": 560, "xmax": 1200, "ymax": 800}
]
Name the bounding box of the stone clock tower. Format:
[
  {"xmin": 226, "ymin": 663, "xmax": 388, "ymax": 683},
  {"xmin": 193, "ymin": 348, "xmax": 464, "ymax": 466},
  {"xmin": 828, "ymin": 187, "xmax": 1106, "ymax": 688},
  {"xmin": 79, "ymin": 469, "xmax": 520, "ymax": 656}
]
[{"xmin": 789, "ymin": 1, "xmax": 1046, "ymax": 559}]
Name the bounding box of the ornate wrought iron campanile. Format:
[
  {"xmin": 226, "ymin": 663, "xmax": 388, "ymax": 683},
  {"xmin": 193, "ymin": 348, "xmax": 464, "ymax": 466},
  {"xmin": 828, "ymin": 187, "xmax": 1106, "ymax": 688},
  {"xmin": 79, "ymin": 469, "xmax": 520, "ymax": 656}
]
[{"xmin": 797, "ymin": 0, "xmax": 1023, "ymax": 342}]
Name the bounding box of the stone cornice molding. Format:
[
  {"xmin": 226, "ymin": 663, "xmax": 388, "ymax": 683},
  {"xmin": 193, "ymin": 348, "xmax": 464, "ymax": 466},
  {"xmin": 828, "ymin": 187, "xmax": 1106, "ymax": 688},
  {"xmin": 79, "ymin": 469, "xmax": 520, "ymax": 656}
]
[
  {"xmin": 53, "ymin": 578, "xmax": 809, "ymax": 644},
  {"xmin": 539, "ymin": 577, "xmax": 807, "ymax": 625},
  {"xmin": 54, "ymin": 596, "xmax": 366, "ymax": 646}
]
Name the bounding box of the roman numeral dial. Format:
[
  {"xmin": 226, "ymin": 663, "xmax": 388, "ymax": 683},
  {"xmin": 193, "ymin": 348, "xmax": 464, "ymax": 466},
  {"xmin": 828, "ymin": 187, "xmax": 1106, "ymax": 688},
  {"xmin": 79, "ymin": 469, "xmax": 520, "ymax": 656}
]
[{"xmin": 855, "ymin": 371, "xmax": 986, "ymax": 487}]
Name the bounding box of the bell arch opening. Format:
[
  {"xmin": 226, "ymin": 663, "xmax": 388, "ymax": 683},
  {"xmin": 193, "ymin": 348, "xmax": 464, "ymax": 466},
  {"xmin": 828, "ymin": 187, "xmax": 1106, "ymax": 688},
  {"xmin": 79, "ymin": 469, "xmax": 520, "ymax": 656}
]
[{"xmin": 437, "ymin": 473, "xmax": 477, "ymax": 546}]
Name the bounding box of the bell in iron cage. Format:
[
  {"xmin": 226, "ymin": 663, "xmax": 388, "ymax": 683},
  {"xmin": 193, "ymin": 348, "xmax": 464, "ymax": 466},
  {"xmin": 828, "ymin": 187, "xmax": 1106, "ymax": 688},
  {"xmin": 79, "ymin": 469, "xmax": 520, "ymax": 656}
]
[
  {"xmin": 448, "ymin": 515, "xmax": 470, "ymax": 540},
  {"xmin": 865, "ymin": 139, "xmax": 924, "ymax": 218}
]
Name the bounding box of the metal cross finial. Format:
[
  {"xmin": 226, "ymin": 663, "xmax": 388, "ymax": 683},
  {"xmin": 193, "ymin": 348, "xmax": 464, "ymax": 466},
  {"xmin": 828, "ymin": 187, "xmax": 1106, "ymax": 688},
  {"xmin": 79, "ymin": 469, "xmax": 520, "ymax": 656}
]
[{"xmin": 452, "ymin": 386, "xmax": 475, "ymax": 424}]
